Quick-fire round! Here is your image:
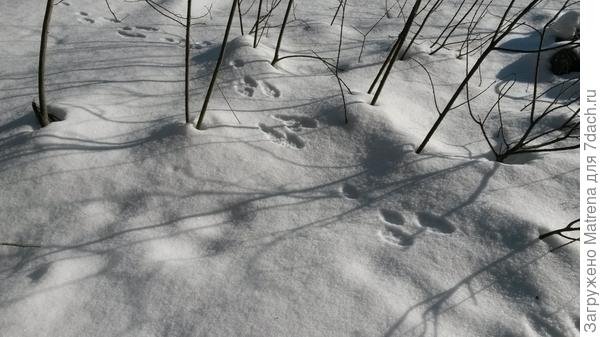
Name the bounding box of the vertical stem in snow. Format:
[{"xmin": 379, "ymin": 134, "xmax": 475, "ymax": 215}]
[
  {"xmin": 37, "ymin": 0, "xmax": 54, "ymax": 127},
  {"xmin": 253, "ymin": 0, "xmax": 263, "ymax": 47},
  {"xmin": 367, "ymin": 38, "xmax": 401, "ymax": 94},
  {"xmin": 195, "ymin": 0, "xmax": 238, "ymax": 129},
  {"xmin": 271, "ymin": 0, "xmax": 294, "ymax": 66},
  {"xmin": 237, "ymin": 0, "xmax": 244, "ymax": 35},
  {"xmin": 335, "ymin": 0, "xmax": 346, "ymax": 74},
  {"xmin": 370, "ymin": 0, "xmax": 421, "ymax": 105},
  {"xmin": 336, "ymin": 0, "xmax": 348, "ymax": 124},
  {"xmin": 185, "ymin": 0, "xmax": 192, "ymax": 123}
]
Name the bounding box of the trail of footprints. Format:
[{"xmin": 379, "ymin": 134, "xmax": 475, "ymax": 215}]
[
  {"xmin": 64, "ymin": 2, "xmax": 213, "ymax": 46},
  {"xmin": 67, "ymin": 1, "xmax": 305, "ymax": 153},
  {"xmin": 232, "ymin": 57, "xmax": 309, "ymax": 149},
  {"xmin": 67, "ymin": 0, "xmax": 454, "ymax": 248}
]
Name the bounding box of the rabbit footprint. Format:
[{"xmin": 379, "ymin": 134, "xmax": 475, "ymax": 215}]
[
  {"xmin": 378, "ymin": 209, "xmax": 416, "ymax": 247},
  {"xmin": 259, "ymin": 81, "xmax": 281, "ymax": 98},
  {"xmin": 258, "ymin": 123, "xmax": 305, "ymax": 149},
  {"xmin": 416, "ymin": 212, "xmax": 456, "ymax": 234},
  {"xmin": 135, "ymin": 25, "xmax": 159, "ymax": 32},
  {"xmin": 235, "ymin": 76, "xmax": 259, "ymax": 97},
  {"xmin": 340, "ymin": 183, "xmax": 359, "ymax": 200},
  {"xmin": 380, "ymin": 209, "xmax": 405, "ymax": 226},
  {"xmin": 117, "ymin": 26, "xmax": 146, "ymax": 38},
  {"xmin": 76, "ymin": 11, "xmax": 95, "ymax": 24},
  {"xmin": 379, "ymin": 226, "xmax": 414, "ymax": 247},
  {"xmin": 230, "ymin": 59, "xmax": 245, "ymax": 68}
]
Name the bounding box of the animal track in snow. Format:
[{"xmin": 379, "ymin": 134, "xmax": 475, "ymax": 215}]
[
  {"xmin": 135, "ymin": 25, "xmax": 159, "ymax": 31},
  {"xmin": 191, "ymin": 41, "xmax": 212, "ymax": 49},
  {"xmin": 377, "ymin": 210, "xmax": 413, "ymax": 247},
  {"xmin": 235, "ymin": 76, "xmax": 259, "ymax": 97},
  {"xmin": 379, "ymin": 225, "xmax": 414, "ymax": 247},
  {"xmin": 416, "ymin": 212, "xmax": 456, "ymax": 234},
  {"xmin": 118, "ymin": 27, "xmax": 146, "ymax": 38},
  {"xmin": 259, "ymin": 81, "xmax": 281, "ymax": 98},
  {"xmin": 229, "ymin": 68, "xmax": 280, "ymax": 98},
  {"xmin": 243, "ymin": 75, "xmax": 258, "ymax": 88},
  {"xmin": 258, "ymin": 123, "xmax": 284, "ymax": 139},
  {"xmin": 272, "ymin": 114, "xmax": 317, "ymax": 131},
  {"xmin": 379, "ymin": 209, "xmax": 405, "ymax": 226},
  {"xmin": 257, "ymin": 114, "xmax": 316, "ymax": 149},
  {"xmin": 230, "ymin": 59, "xmax": 245, "ymax": 68},
  {"xmin": 377, "ymin": 210, "xmax": 455, "ymax": 247},
  {"xmin": 377, "ymin": 209, "xmax": 432, "ymax": 247},
  {"xmin": 163, "ymin": 37, "xmax": 188, "ymax": 45},
  {"xmin": 236, "ymin": 85, "xmax": 254, "ymax": 97},
  {"xmin": 340, "ymin": 183, "xmax": 359, "ymax": 199},
  {"xmin": 28, "ymin": 264, "xmax": 50, "ymax": 282},
  {"xmin": 284, "ymin": 131, "xmax": 305, "ymax": 149},
  {"xmin": 118, "ymin": 30, "xmax": 146, "ymax": 38},
  {"xmin": 258, "ymin": 123, "xmax": 305, "ymax": 149},
  {"xmin": 76, "ymin": 11, "xmax": 95, "ymax": 24}
]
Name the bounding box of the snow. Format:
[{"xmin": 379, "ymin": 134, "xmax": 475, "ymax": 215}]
[{"xmin": 0, "ymin": 0, "xmax": 579, "ymax": 336}]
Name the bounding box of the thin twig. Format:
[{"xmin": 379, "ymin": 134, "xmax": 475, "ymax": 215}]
[{"xmin": 217, "ymin": 83, "xmax": 242, "ymax": 124}]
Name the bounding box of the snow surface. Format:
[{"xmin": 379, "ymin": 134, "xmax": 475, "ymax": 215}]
[
  {"xmin": 0, "ymin": 0, "xmax": 579, "ymax": 336},
  {"xmin": 549, "ymin": 10, "xmax": 579, "ymax": 40}
]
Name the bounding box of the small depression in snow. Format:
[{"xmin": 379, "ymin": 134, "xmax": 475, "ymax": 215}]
[{"xmin": 416, "ymin": 212, "xmax": 456, "ymax": 234}]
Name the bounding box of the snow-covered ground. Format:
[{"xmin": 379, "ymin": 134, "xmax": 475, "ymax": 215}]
[{"xmin": 0, "ymin": 0, "xmax": 579, "ymax": 336}]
